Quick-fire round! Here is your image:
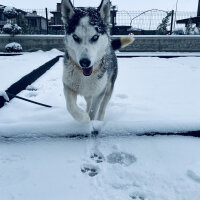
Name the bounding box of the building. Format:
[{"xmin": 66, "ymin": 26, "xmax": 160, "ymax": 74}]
[
  {"xmin": 177, "ymin": 0, "xmax": 200, "ymax": 27},
  {"xmin": 0, "ymin": 5, "xmax": 7, "ymax": 29},
  {"xmin": 49, "ymin": 3, "xmax": 64, "ymax": 33},
  {"xmin": 25, "ymin": 11, "xmax": 47, "ymax": 33},
  {"xmin": 50, "ymin": 3, "xmax": 62, "ymax": 25},
  {"xmin": 0, "ymin": 4, "xmax": 47, "ymax": 34},
  {"xmin": 49, "ymin": 2, "xmax": 124, "ymax": 35}
]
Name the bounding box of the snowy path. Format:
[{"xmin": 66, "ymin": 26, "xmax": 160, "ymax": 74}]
[
  {"xmin": 1, "ymin": 56, "xmax": 200, "ymax": 137},
  {"xmin": 0, "ymin": 136, "xmax": 200, "ymax": 200}
]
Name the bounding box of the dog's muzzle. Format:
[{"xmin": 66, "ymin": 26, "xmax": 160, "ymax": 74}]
[
  {"xmin": 79, "ymin": 58, "xmax": 93, "ymax": 76},
  {"xmin": 68, "ymin": 55, "xmax": 105, "ymax": 77}
]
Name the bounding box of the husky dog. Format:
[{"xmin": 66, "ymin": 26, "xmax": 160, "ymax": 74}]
[{"xmin": 61, "ymin": 0, "xmax": 134, "ymax": 123}]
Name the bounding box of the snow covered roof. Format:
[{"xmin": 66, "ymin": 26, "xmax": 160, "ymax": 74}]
[{"xmin": 0, "ymin": 4, "xmax": 26, "ymax": 14}]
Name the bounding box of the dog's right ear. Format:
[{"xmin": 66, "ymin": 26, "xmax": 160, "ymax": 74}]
[{"xmin": 61, "ymin": 0, "xmax": 75, "ymax": 24}]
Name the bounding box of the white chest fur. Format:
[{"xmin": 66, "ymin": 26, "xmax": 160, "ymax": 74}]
[{"xmin": 63, "ymin": 64, "xmax": 107, "ymax": 97}]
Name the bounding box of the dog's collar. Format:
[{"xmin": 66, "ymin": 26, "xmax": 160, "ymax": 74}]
[{"xmin": 68, "ymin": 55, "xmax": 105, "ymax": 75}]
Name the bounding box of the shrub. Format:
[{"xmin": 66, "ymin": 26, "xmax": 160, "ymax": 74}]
[
  {"xmin": 5, "ymin": 42, "xmax": 23, "ymax": 53},
  {"xmin": 3, "ymin": 23, "xmax": 22, "ymax": 35},
  {"xmin": 185, "ymin": 19, "xmax": 193, "ymax": 35},
  {"xmin": 156, "ymin": 12, "xmax": 172, "ymax": 35},
  {"xmin": 3, "ymin": 7, "xmax": 17, "ymax": 19}
]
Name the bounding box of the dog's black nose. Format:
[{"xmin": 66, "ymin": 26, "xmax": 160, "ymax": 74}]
[{"xmin": 79, "ymin": 58, "xmax": 91, "ymax": 68}]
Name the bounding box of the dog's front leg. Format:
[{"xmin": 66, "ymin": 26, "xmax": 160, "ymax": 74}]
[
  {"xmin": 64, "ymin": 84, "xmax": 90, "ymax": 124},
  {"xmin": 89, "ymin": 90, "xmax": 105, "ymax": 120}
]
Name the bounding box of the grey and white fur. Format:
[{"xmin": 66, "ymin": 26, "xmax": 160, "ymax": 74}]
[{"xmin": 61, "ymin": 0, "xmax": 134, "ymax": 123}]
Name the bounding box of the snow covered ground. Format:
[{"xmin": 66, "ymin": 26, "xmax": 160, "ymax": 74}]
[
  {"xmin": 0, "ymin": 49, "xmax": 61, "ymax": 90},
  {"xmin": 0, "ymin": 51, "xmax": 200, "ymax": 200},
  {"xmin": 0, "ymin": 136, "xmax": 200, "ymax": 200},
  {"xmin": 1, "ymin": 54, "xmax": 200, "ymax": 137}
]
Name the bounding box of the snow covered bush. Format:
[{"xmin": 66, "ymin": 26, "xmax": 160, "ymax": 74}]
[
  {"xmin": 5, "ymin": 42, "xmax": 22, "ymax": 53},
  {"xmin": 185, "ymin": 19, "xmax": 193, "ymax": 35},
  {"xmin": 3, "ymin": 6, "xmax": 17, "ymax": 19},
  {"xmin": 156, "ymin": 12, "xmax": 172, "ymax": 35},
  {"xmin": 193, "ymin": 27, "xmax": 200, "ymax": 35},
  {"xmin": 2, "ymin": 23, "xmax": 12, "ymax": 34},
  {"xmin": 3, "ymin": 23, "xmax": 22, "ymax": 35},
  {"xmin": 3, "ymin": 6, "xmax": 23, "ymax": 52},
  {"xmin": 185, "ymin": 20, "xmax": 200, "ymax": 35}
]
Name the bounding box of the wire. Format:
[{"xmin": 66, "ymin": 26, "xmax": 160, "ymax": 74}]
[{"xmin": 6, "ymin": 92, "xmax": 52, "ymax": 108}]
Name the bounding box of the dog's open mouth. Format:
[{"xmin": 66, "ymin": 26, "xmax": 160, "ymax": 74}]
[{"xmin": 82, "ymin": 66, "xmax": 93, "ymax": 76}]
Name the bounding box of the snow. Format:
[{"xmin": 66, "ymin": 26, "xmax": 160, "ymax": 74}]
[
  {"xmin": 0, "ymin": 53, "xmax": 200, "ymax": 137},
  {"xmin": 5, "ymin": 42, "xmax": 23, "ymax": 52},
  {"xmin": 0, "ymin": 136, "xmax": 200, "ymax": 200},
  {"xmin": 0, "ymin": 91, "xmax": 9, "ymax": 101},
  {"xmin": 0, "ymin": 50, "xmax": 200, "ymax": 200},
  {"xmin": 3, "ymin": 6, "xmax": 16, "ymax": 13},
  {"xmin": 3, "ymin": 23, "xmax": 12, "ymax": 29},
  {"xmin": 0, "ymin": 49, "xmax": 62, "ymax": 90}
]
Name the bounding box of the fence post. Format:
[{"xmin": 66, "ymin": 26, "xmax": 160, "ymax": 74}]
[
  {"xmin": 45, "ymin": 8, "xmax": 49, "ymax": 35},
  {"xmin": 170, "ymin": 10, "xmax": 174, "ymax": 35},
  {"xmin": 110, "ymin": 6, "xmax": 117, "ymax": 35}
]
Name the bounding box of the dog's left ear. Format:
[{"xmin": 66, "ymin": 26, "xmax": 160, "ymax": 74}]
[{"xmin": 98, "ymin": 0, "xmax": 111, "ymax": 25}]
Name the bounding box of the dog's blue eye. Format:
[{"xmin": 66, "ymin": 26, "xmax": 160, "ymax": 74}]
[
  {"xmin": 73, "ymin": 34, "xmax": 81, "ymax": 43},
  {"xmin": 91, "ymin": 35, "xmax": 99, "ymax": 42}
]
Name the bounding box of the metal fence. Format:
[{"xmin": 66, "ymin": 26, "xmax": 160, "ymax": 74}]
[
  {"xmin": 23, "ymin": 8, "xmax": 196, "ymax": 29},
  {"xmin": 21, "ymin": 8, "xmax": 51, "ymax": 18},
  {"xmin": 116, "ymin": 10, "xmax": 196, "ymax": 30},
  {"xmin": 4, "ymin": 8, "xmax": 198, "ymax": 34}
]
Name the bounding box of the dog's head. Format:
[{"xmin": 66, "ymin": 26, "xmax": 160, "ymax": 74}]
[{"xmin": 61, "ymin": 0, "xmax": 111, "ymax": 76}]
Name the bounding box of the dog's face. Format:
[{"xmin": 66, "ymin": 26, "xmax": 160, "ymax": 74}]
[{"xmin": 61, "ymin": 0, "xmax": 111, "ymax": 76}]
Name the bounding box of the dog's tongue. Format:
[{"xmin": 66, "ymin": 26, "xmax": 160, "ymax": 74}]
[{"xmin": 82, "ymin": 66, "xmax": 93, "ymax": 76}]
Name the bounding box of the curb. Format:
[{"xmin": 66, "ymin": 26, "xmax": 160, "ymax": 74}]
[
  {"xmin": 0, "ymin": 55, "xmax": 62, "ymax": 109},
  {"xmin": 0, "ymin": 53, "xmax": 23, "ymax": 56}
]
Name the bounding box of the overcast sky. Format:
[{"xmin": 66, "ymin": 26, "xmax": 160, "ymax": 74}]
[{"xmin": 0, "ymin": 0, "xmax": 198, "ymax": 12}]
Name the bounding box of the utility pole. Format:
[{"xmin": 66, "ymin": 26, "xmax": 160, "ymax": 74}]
[
  {"xmin": 173, "ymin": 0, "xmax": 179, "ymax": 29},
  {"xmin": 197, "ymin": 0, "xmax": 200, "ymax": 16},
  {"xmin": 170, "ymin": 10, "xmax": 174, "ymax": 35},
  {"xmin": 197, "ymin": 0, "xmax": 200, "ymax": 27},
  {"xmin": 45, "ymin": 8, "xmax": 49, "ymax": 35}
]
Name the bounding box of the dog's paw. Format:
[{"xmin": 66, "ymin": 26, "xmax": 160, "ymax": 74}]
[
  {"xmin": 81, "ymin": 164, "xmax": 100, "ymax": 177},
  {"xmin": 90, "ymin": 151, "xmax": 105, "ymax": 163},
  {"xmin": 76, "ymin": 111, "xmax": 90, "ymax": 124}
]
